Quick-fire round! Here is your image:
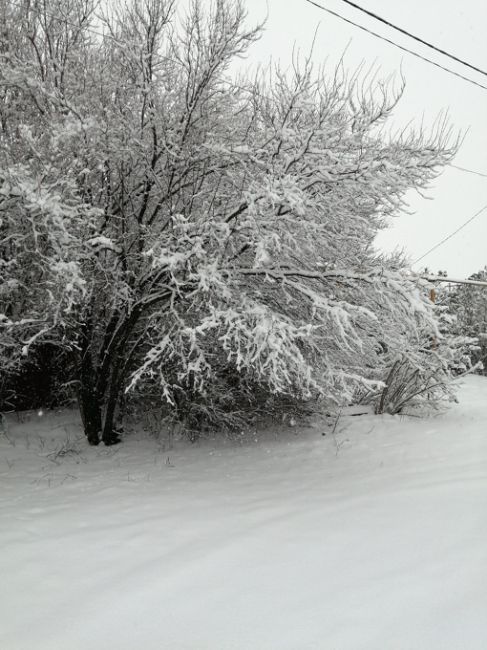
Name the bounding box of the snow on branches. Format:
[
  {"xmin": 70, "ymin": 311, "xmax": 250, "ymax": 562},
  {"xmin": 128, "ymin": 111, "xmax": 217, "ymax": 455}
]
[{"xmin": 0, "ymin": 0, "xmax": 464, "ymax": 440}]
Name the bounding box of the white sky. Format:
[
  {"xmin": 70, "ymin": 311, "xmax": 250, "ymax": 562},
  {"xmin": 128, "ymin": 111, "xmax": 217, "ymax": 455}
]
[{"xmin": 238, "ymin": 0, "xmax": 487, "ymax": 277}]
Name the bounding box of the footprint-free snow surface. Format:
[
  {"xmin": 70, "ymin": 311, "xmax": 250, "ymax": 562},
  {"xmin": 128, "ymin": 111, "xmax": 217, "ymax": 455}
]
[{"xmin": 1, "ymin": 376, "xmax": 487, "ymax": 649}]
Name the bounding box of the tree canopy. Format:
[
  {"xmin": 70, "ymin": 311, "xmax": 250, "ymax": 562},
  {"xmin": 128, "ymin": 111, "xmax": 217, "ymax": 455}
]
[{"xmin": 0, "ymin": 0, "xmax": 469, "ymax": 443}]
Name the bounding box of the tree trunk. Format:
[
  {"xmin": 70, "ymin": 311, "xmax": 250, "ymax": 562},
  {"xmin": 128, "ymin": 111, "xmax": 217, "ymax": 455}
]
[
  {"xmin": 78, "ymin": 383, "xmax": 103, "ymax": 445},
  {"xmin": 77, "ymin": 364, "xmax": 124, "ymax": 446},
  {"xmin": 78, "ymin": 302, "xmax": 146, "ymax": 445},
  {"xmin": 98, "ymin": 307, "xmax": 143, "ymax": 445},
  {"xmin": 101, "ymin": 360, "xmax": 124, "ymax": 446},
  {"xmin": 78, "ymin": 309, "xmax": 104, "ymax": 445}
]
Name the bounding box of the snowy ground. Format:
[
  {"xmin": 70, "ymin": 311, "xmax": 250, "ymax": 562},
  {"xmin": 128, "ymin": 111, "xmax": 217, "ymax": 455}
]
[{"xmin": 1, "ymin": 376, "xmax": 487, "ymax": 650}]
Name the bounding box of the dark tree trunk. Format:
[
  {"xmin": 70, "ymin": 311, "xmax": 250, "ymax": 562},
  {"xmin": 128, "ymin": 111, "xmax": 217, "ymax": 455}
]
[
  {"xmin": 77, "ymin": 366, "xmax": 123, "ymax": 446},
  {"xmin": 78, "ymin": 384, "xmax": 103, "ymax": 445},
  {"xmin": 77, "ymin": 308, "xmax": 105, "ymax": 445},
  {"xmin": 77, "ymin": 295, "xmax": 169, "ymax": 445},
  {"xmin": 78, "ymin": 305, "xmax": 142, "ymax": 445},
  {"xmin": 98, "ymin": 308, "xmax": 142, "ymax": 445},
  {"xmin": 100, "ymin": 361, "xmax": 124, "ymax": 446}
]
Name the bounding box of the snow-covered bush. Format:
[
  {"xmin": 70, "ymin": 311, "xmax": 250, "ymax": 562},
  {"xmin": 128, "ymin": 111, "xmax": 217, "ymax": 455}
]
[
  {"xmin": 359, "ymin": 285, "xmax": 479, "ymax": 414},
  {"xmin": 371, "ymin": 341, "xmax": 476, "ymax": 416},
  {"xmin": 439, "ymin": 269, "xmax": 487, "ymax": 375},
  {"xmin": 0, "ymin": 0, "xmax": 459, "ymax": 443}
]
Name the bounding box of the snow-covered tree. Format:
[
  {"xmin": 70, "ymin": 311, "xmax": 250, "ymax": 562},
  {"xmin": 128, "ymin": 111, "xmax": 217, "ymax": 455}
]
[
  {"xmin": 439, "ymin": 269, "xmax": 487, "ymax": 375},
  {"xmin": 0, "ymin": 0, "xmax": 461, "ymax": 443}
]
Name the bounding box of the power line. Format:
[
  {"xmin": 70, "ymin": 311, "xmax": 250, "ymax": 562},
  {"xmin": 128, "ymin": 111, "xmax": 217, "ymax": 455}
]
[
  {"xmin": 303, "ymin": 0, "xmax": 487, "ymax": 92},
  {"xmin": 336, "ymin": 0, "xmax": 487, "ymax": 80},
  {"xmin": 450, "ymin": 164, "xmax": 487, "ymax": 179},
  {"xmin": 413, "ymin": 203, "xmax": 487, "ymax": 265}
]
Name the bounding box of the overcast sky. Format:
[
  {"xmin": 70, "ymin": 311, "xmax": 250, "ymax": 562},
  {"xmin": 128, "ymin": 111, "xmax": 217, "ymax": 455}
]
[{"xmin": 238, "ymin": 0, "xmax": 487, "ymax": 277}]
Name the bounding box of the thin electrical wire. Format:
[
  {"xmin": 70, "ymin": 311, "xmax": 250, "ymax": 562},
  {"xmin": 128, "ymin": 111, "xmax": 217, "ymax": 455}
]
[
  {"xmin": 337, "ymin": 0, "xmax": 487, "ymax": 80},
  {"xmin": 450, "ymin": 164, "xmax": 487, "ymax": 178},
  {"xmin": 303, "ymin": 0, "xmax": 487, "ymax": 92},
  {"xmin": 413, "ymin": 203, "xmax": 487, "ymax": 265}
]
